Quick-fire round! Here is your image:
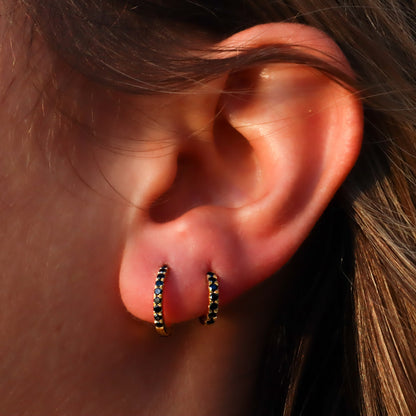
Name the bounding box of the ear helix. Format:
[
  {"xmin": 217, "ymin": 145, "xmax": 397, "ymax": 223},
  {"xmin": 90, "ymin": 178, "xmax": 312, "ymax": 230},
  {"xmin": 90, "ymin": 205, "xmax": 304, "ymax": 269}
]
[{"xmin": 152, "ymin": 265, "xmax": 220, "ymax": 336}]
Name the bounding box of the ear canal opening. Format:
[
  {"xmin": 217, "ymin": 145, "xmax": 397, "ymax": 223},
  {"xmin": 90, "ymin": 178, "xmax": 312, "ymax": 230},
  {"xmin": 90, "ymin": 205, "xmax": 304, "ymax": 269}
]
[{"xmin": 148, "ymin": 112, "xmax": 259, "ymax": 223}]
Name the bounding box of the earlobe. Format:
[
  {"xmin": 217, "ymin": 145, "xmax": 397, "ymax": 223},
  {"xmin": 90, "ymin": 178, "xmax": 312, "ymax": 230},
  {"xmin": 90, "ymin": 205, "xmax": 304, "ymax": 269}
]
[{"xmin": 118, "ymin": 23, "xmax": 363, "ymax": 330}]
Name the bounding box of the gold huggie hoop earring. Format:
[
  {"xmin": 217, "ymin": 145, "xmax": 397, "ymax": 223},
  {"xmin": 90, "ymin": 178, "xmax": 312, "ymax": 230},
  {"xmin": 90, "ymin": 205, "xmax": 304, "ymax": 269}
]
[
  {"xmin": 200, "ymin": 272, "xmax": 219, "ymax": 325},
  {"xmin": 153, "ymin": 265, "xmax": 170, "ymax": 336}
]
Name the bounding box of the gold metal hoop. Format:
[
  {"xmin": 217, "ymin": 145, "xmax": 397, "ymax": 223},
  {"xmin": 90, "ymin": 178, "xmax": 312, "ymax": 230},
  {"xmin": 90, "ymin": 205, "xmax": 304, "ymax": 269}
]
[
  {"xmin": 153, "ymin": 265, "xmax": 169, "ymax": 336},
  {"xmin": 200, "ymin": 272, "xmax": 219, "ymax": 325}
]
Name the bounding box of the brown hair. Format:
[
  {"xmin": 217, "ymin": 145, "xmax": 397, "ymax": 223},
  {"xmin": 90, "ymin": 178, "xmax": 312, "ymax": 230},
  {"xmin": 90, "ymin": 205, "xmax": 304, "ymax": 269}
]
[{"xmin": 17, "ymin": 1, "xmax": 416, "ymax": 415}]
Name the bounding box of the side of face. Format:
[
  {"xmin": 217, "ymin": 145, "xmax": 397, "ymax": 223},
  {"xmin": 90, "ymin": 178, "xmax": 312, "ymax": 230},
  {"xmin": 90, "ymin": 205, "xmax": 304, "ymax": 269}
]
[{"xmin": 0, "ymin": 8, "xmax": 362, "ymax": 414}]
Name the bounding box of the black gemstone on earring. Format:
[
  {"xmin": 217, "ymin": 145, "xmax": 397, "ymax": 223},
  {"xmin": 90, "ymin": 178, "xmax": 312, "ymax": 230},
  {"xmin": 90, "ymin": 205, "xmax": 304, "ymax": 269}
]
[
  {"xmin": 210, "ymin": 293, "xmax": 219, "ymax": 301},
  {"xmin": 200, "ymin": 271, "xmax": 219, "ymax": 327},
  {"xmin": 153, "ymin": 265, "xmax": 170, "ymax": 336}
]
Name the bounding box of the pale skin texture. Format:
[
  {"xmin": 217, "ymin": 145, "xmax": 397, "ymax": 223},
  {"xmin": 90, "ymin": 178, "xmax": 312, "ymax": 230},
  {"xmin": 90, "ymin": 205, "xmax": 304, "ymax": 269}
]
[{"xmin": 0, "ymin": 5, "xmax": 362, "ymax": 415}]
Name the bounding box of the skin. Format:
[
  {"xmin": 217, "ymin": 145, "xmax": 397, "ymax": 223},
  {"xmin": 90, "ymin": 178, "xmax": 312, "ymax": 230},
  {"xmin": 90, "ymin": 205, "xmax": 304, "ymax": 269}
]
[
  {"xmin": 0, "ymin": 5, "xmax": 362, "ymax": 415},
  {"xmin": 0, "ymin": 10, "xmax": 283, "ymax": 416}
]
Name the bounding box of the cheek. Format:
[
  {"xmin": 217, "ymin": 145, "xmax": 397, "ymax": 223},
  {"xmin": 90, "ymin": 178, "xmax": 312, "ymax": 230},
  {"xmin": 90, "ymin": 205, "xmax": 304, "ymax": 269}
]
[{"xmin": 0, "ymin": 133, "xmax": 142, "ymax": 387}]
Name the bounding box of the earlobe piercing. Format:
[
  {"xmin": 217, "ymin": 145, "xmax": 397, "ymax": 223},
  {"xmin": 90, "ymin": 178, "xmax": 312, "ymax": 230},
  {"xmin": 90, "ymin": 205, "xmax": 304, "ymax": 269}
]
[
  {"xmin": 153, "ymin": 267, "xmax": 219, "ymax": 336},
  {"xmin": 200, "ymin": 272, "xmax": 219, "ymax": 326},
  {"xmin": 153, "ymin": 264, "xmax": 169, "ymax": 336}
]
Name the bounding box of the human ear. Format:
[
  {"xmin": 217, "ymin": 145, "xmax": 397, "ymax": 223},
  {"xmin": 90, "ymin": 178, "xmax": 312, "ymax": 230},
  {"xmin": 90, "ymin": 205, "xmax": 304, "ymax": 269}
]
[{"xmin": 119, "ymin": 23, "xmax": 363, "ymax": 327}]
